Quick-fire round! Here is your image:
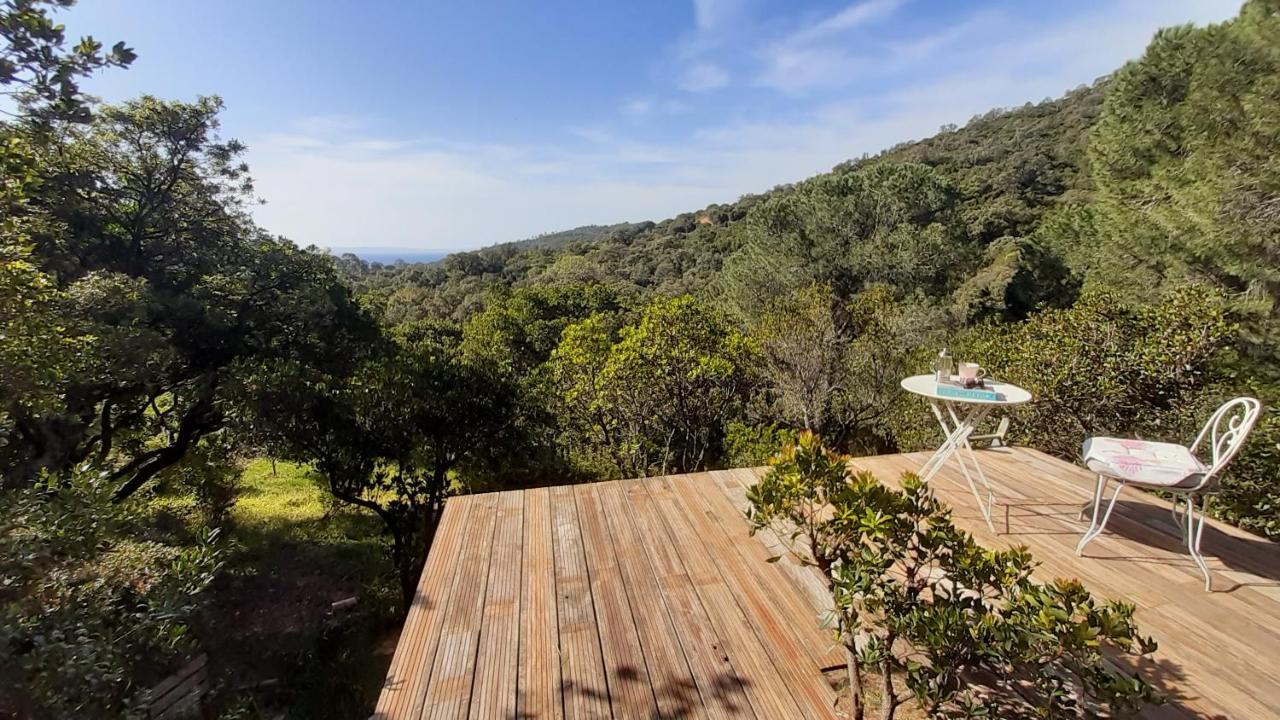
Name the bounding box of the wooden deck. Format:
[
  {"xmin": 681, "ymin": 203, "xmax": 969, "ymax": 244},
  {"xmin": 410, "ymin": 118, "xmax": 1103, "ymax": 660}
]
[
  {"xmin": 852, "ymin": 447, "xmax": 1280, "ymax": 720},
  {"xmin": 374, "ymin": 447, "xmax": 1280, "ymax": 720}
]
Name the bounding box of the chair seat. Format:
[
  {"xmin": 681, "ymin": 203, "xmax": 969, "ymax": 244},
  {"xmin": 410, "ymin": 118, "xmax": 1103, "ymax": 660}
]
[{"xmin": 1082, "ymin": 437, "xmax": 1208, "ymax": 489}]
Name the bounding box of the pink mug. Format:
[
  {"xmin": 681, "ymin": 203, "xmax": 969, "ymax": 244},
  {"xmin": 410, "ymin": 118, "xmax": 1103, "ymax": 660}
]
[{"xmin": 958, "ymin": 362, "xmax": 986, "ymax": 382}]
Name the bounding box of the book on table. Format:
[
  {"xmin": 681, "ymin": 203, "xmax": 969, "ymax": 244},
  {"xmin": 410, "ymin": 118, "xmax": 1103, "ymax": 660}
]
[{"xmin": 936, "ymin": 380, "xmax": 1000, "ymax": 401}]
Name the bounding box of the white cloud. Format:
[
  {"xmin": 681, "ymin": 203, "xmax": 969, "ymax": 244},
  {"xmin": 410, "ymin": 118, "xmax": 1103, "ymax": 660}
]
[
  {"xmin": 248, "ymin": 0, "xmax": 1242, "ymax": 252},
  {"xmin": 692, "ymin": 0, "xmax": 746, "ymax": 31},
  {"xmin": 757, "ymin": 0, "xmax": 980, "ymax": 93},
  {"xmin": 784, "ymin": 0, "xmax": 906, "ymax": 47},
  {"xmin": 621, "ymin": 98, "xmax": 654, "ymax": 116},
  {"xmin": 621, "ymin": 97, "xmax": 689, "ymax": 117},
  {"xmin": 678, "ymin": 63, "xmax": 730, "ymax": 92}
]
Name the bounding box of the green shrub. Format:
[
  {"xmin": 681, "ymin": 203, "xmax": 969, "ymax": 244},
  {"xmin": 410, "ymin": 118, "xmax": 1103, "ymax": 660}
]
[
  {"xmin": 963, "ymin": 286, "xmax": 1232, "ymax": 458},
  {"xmin": 0, "ymin": 468, "xmax": 221, "ymax": 718},
  {"xmin": 747, "ymin": 433, "xmax": 1159, "ymax": 720},
  {"xmin": 168, "ymin": 435, "xmax": 246, "ymax": 529},
  {"xmin": 724, "ymin": 421, "xmax": 798, "ymax": 467}
]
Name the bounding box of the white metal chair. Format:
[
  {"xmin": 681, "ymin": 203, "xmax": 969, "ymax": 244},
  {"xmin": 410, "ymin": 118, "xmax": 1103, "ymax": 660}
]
[{"xmin": 1075, "ymin": 397, "xmax": 1262, "ymax": 591}]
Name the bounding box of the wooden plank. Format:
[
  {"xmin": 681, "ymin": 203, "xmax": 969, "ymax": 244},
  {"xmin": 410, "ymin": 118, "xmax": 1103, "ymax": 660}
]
[
  {"xmin": 670, "ymin": 474, "xmax": 839, "ymax": 719},
  {"xmin": 550, "ymin": 484, "xmax": 610, "ymax": 720},
  {"xmin": 380, "ymin": 447, "xmax": 1280, "ymax": 720},
  {"xmin": 145, "ymin": 653, "xmax": 208, "ymax": 711},
  {"xmin": 574, "ymin": 482, "xmax": 659, "ymax": 719},
  {"xmin": 643, "ymin": 476, "xmax": 808, "ymax": 720},
  {"xmin": 374, "ymin": 498, "xmax": 474, "ymax": 720},
  {"xmin": 597, "ymin": 481, "xmax": 705, "ymax": 719},
  {"xmin": 469, "ymin": 491, "xmax": 525, "ymax": 719},
  {"xmin": 422, "ymin": 492, "xmax": 500, "ymax": 720},
  {"xmin": 698, "ymin": 470, "xmax": 844, "ymax": 671},
  {"xmin": 714, "ymin": 468, "xmax": 836, "ymax": 631},
  {"xmin": 517, "ymin": 487, "xmax": 563, "ymax": 720},
  {"xmin": 622, "ymin": 479, "xmax": 756, "ymax": 719}
]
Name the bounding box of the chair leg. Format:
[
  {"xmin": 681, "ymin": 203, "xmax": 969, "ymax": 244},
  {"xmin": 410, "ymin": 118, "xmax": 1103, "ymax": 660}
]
[
  {"xmin": 1077, "ymin": 475, "xmax": 1124, "ymax": 555},
  {"xmin": 1171, "ymin": 495, "xmax": 1188, "ymax": 541},
  {"xmin": 1186, "ymin": 494, "xmax": 1213, "ymax": 592}
]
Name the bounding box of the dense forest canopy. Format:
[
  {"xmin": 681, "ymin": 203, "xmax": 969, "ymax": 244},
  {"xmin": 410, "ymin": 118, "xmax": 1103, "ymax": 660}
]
[{"xmin": 3, "ymin": 0, "xmax": 1279, "ymax": 717}]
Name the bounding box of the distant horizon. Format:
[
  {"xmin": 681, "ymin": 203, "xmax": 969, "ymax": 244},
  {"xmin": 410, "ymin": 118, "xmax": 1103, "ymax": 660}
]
[
  {"xmin": 66, "ymin": 0, "xmax": 1240, "ymax": 251},
  {"xmin": 325, "ymin": 247, "xmax": 450, "ymax": 265}
]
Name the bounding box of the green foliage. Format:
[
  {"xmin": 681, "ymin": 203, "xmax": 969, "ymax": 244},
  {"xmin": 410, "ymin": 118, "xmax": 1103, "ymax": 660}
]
[
  {"xmin": 750, "ymin": 284, "xmax": 944, "ymax": 452},
  {"xmin": 549, "ymin": 295, "xmax": 754, "ymax": 477},
  {"xmin": 166, "ymin": 435, "xmax": 245, "ymax": 529},
  {"xmin": 748, "ymin": 433, "xmax": 1160, "ymax": 719},
  {"xmin": 724, "ymin": 421, "xmax": 797, "ymax": 467},
  {"xmin": 241, "ymin": 323, "xmax": 519, "ymax": 604},
  {"xmin": 951, "ymin": 236, "xmax": 1080, "ymax": 322},
  {"xmin": 2, "ymin": 95, "xmax": 377, "ymax": 497},
  {"xmin": 964, "ymin": 286, "xmax": 1233, "ymax": 457},
  {"xmin": 0, "ymin": 467, "xmax": 220, "ymax": 718},
  {"xmin": 720, "ymin": 163, "xmax": 966, "ymax": 319},
  {"xmin": 0, "ymin": 0, "xmax": 136, "ymax": 123},
  {"xmin": 1088, "ymin": 0, "xmax": 1280, "ymax": 345},
  {"xmin": 460, "ymin": 281, "xmax": 627, "ymax": 378}
]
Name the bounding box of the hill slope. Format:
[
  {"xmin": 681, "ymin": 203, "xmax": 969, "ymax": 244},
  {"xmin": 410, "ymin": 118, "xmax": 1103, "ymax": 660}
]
[{"xmin": 348, "ymin": 81, "xmax": 1107, "ymax": 320}]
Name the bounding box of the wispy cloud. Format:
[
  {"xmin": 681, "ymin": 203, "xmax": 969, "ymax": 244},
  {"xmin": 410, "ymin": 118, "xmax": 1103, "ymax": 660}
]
[
  {"xmin": 678, "ymin": 63, "xmax": 730, "ymax": 91},
  {"xmin": 783, "ymin": 0, "xmax": 907, "ymax": 47},
  {"xmin": 621, "ymin": 97, "xmax": 688, "ymax": 117},
  {"xmin": 248, "ymin": 0, "xmax": 1242, "ymax": 251},
  {"xmin": 692, "ymin": 0, "xmax": 747, "ymax": 31},
  {"xmin": 753, "ymin": 0, "xmax": 986, "ymax": 93}
]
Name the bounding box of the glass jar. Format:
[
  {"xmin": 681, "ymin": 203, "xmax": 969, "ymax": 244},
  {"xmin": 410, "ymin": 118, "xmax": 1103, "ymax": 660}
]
[{"xmin": 933, "ymin": 348, "xmax": 953, "ymax": 382}]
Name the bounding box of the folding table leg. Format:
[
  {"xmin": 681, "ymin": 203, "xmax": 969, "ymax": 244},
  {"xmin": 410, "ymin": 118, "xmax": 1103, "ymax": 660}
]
[
  {"xmin": 919, "ymin": 401, "xmax": 996, "ymax": 531},
  {"xmin": 948, "ymin": 404, "xmax": 996, "ymax": 528}
]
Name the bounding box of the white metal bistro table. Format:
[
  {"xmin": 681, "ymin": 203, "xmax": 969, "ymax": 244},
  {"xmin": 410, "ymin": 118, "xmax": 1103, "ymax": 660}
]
[{"xmin": 900, "ymin": 374, "xmax": 1032, "ymax": 531}]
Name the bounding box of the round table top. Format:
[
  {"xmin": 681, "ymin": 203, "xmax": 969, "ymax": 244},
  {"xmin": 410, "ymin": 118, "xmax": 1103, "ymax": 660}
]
[{"xmin": 900, "ymin": 374, "xmax": 1032, "ymax": 406}]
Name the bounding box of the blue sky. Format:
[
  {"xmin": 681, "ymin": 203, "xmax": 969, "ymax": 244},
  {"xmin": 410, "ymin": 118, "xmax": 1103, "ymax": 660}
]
[{"xmin": 63, "ymin": 0, "xmax": 1241, "ymax": 251}]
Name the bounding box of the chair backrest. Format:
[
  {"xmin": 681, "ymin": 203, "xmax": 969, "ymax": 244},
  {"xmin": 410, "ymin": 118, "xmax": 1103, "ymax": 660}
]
[{"xmin": 1190, "ymin": 397, "xmax": 1262, "ymax": 484}]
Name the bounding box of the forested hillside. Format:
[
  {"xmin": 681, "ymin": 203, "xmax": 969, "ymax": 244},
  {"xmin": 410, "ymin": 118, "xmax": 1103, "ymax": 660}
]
[
  {"xmin": 347, "ymin": 82, "xmax": 1105, "ymax": 323},
  {"xmin": 339, "ymin": 2, "xmax": 1278, "ymax": 544},
  {"xmin": 3, "ymin": 1, "xmax": 1278, "ymax": 718}
]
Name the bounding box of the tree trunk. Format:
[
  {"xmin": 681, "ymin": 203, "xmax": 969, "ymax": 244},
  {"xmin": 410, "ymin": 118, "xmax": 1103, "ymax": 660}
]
[
  {"xmin": 879, "ymin": 655, "xmax": 897, "ymax": 720},
  {"xmin": 847, "ymin": 639, "xmax": 865, "ymax": 720},
  {"xmin": 391, "ymin": 526, "xmax": 417, "ymax": 610}
]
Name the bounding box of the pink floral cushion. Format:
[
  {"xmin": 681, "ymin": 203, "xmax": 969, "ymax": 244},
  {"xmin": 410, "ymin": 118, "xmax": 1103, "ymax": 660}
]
[{"xmin": 1082, "ymin": 437, "xmax": 1208, "ymax": 488}]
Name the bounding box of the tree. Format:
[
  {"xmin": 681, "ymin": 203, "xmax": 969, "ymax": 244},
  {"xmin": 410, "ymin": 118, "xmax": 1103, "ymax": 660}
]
[
  {"xmin": 751, "ymin": 285, "xmax": 842, "ymax": 433},
  {"xmin": 1, "ymin": 0, "xmax": 135, "ymax": 124},
  {"xmin": 751, "ymin": 284, "xmax": 943, "ymax": 452},
  {"xmin": 241, "ymin": 323, "xmax": 519, "ymax": 605},
  {"xmin": 460, "ymin": 281, "xmax": 625, "ymax": 378},
  {"xmin": 549, "ymin": 296, "xmax": 754, "ymax": 477},
  {"xmin": 2, "ymin": 96, "xmax": 377, "ymax": 497},
  {"xmin": 0, "ymin": 136, "xmax": 78, "ymax": 442},
  {"xmin": 1088, "ymin": 0, "xmax": 1280, "ymax": 350},
  {"xmin": 950, "ymin": 236, "xmax": 1079, "ymax": 322},
  {"xmin": 718, "ymin": 162, "xmax": 967, "ymax": 320},
  {"xmin": 963, "ymin": 287, "xmax": 1233, "ymax": 459}
]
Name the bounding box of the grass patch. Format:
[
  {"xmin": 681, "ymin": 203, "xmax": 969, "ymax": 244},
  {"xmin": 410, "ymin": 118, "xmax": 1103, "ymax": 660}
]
[{"xmin": 195, "ymin": 458, "xmax": 398, "ymax": 719}]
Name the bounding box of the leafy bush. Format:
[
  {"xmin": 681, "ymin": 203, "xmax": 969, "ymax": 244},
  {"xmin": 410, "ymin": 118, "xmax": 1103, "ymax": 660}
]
[
  {"xmin": 168, "ymin": 435, "xmax": 246, "ymax": 529},
  {"xmin": 747, "ymin": 433, "xmax": 1159, "ymax": 720},
  {"xmin": 549, "ymin": 296, "xmax": 755, "ymax": 477},
  {"xmin": 0, "ymin": 468, "xmax": 220, "ymax": 718},
  {"xmin": 962, "ymin": 286, "xmax": 1233, "ymax": 458},
  {"xmin": 724, "ymin": 421, "xmax": 798, "ymax": 468}
]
